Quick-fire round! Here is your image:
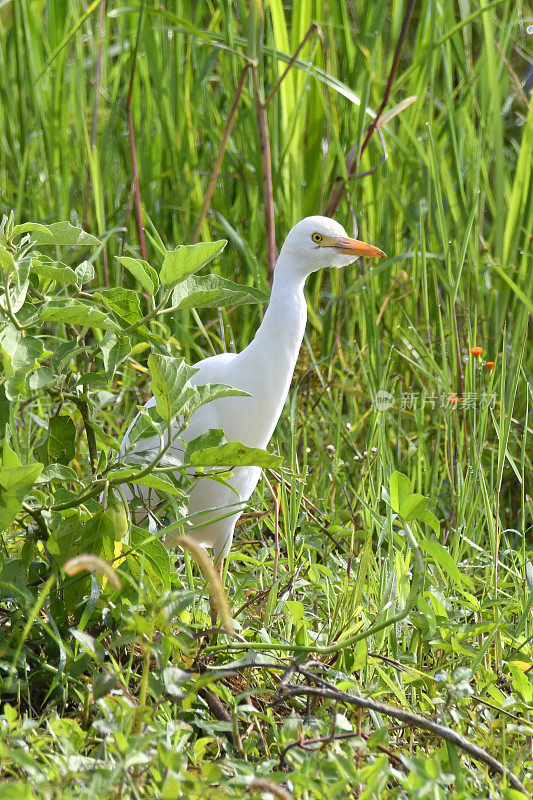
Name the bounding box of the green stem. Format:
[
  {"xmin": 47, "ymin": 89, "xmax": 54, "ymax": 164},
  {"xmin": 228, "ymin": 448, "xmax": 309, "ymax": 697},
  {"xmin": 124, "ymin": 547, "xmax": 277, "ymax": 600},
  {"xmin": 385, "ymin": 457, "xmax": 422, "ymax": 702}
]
[
  {"xmin": 70, "ymin": 395, "xmax": 99, "ymax": 476},
  {"xmin": 2, "ymin": 274, "xmax": 27, "ymax": 330},
  {"xmin": 21, "ymin": 502, "xmax": 49, "ymax": 539},
  {"xmin": 123, "ymin": 286, "xmax": 173, "ymax": 333}
]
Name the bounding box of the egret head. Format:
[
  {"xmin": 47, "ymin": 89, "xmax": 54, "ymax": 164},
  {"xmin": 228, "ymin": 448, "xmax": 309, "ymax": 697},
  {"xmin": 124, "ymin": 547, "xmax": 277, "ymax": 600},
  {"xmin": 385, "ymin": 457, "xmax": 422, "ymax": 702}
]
[{"xmin": 278, "ymin": 215, "xmax": 386, "ymax": 278}]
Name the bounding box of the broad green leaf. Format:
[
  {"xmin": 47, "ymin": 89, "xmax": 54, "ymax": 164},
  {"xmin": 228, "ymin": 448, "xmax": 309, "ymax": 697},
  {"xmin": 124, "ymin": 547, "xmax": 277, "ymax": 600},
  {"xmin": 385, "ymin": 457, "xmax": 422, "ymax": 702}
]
[
  {"xmin": 48, "ymin": 512, "xmax": 115, "ymax": 565},
  {"xmin": 28, "ymin": 366, "xmax": 56, "ymax": 390},
  {"xmin": 125, "ymin": 406, "xmax": 166, "ymax": 446},
  {"xmin": 46, "ymin": 514, "xmax": 91, "ymax": 613},
  {"xmin": 508, "ymin": 664, "xmax": 533, "ymax": 703},
  {"xmin": 2, "ymin": 440, "xmax": 21, "ymax": 468},
  {"xmin": 6, "ymin": 263, "xmax": 30, "ymax": 312},
  {"xmin": 399, "ymin": 493, "xmax": 428, "ymax": 522},
  {"xmin": 285, "ymin": 599, "xmax": 304, "ymax": 625},
  {"xmin": 148, "ymin": 354, "xmax": 197, "ymax": 423},
  {"xmin": 86, "ymin": 420, "xmax": 120, "ymax": 452},
  {"xmin": 185, "ymin": 383, "xmax": 250, "ymax": 418},
  {"xmin": 190, "ymin": 441, "xmax": 282, "ymax": 469},
  {"xmin": 0, "ymin": 245, "xmax": 15, "ymax": 273},
  {"xmin": 130, "ymin": 471, "xmax": 185, "ymax": 497},
  {"xmin": 49, "ymin": 512, "xmax": 115, "ymax": 610},
  {"xmin": 171, "ymin": 274, "xmax": 268, "ymax": 310},
  {"xmin": 48, "ymin": 416, "xmax": 77, "ymax": 465},
  {"xmin": 5, "ymin": 372, "xmax": 29, "ymax": 401},
  {"xmin": 50, "ymin": 340, "xmax": 81, "ymax": 372},
  {"xmin": 0, "ymin": 489, "xmax": 27, "ymax": 530},
  {"xmin": 11, "ymin": 337, "xmax": 45, "ymax": 372},
  {"xmin": 0, "ymin": 559, "xmax": 28, "ymax": 599},
  {"xmin": 110, "ymin": 467, "xmax": 185, "ymax": 497},
  {"xmin": 0, "ymin": 324, "xmax": 18, "ymax": 357},
  {"xmin": 30, "ymin": 257, "xmax": 78, "ymax": 285},
  {"xmin": 4, "ymin": 335, "xmax": 49, "ymax": 399},
  {"xmin": 389, "ymin": 471, "xmax": 413, "ymax": 515},
  {"xmin": 75, "ymin": 373, "xmax": 108, "ymax": 388},
  {"xmin": 75, "ymin": 260, "xmax": 95, "ymax": 284},
  {"xmin": 11, "ymin": 222, "xmax": 53, "ymax": 239},
  {"xmin": 420, "ymin": 538, "xmax": 473, "ymax": 588},
  {"xmin": 35, "ymin": 463, "xmax": 79, "ymax": 484},
  {"xmin": 0, "ymin": 462, "xmax": 43, "ymax": 529},
  {"xmin": 418, "ymin": 509, "xmax": 440, "ymax": 535},
  {"xmin": 30, "ymin": 221, "xmax": 100, "ymax": 247},
  {"xmin": 160, "ymin": 239, "xmax": 227, "ymax": 287},
  {"xmin": 130, "ymin": 525, "xmax": 171, "ymax": 591},
  {"xmin": 94, "ymin": 288, "xmax": 142, "ymax": 325},
  {"xmin": 116, "ymin": 256, "xmax": 158, "ymax": 295},
  {"xmin": 40, "ymin": 300, "xmax": 119, "ymax": 330},
  {"xmin": 184, "ymin": 429, "xmax": 226, "ymax": 462},
  {"xmin": 352, "ymin": 638, "xmax": 368, "ymax": 671},
  {"xmin": 99, "ymin": 331, "xmax": 131, "ymax": 376}
]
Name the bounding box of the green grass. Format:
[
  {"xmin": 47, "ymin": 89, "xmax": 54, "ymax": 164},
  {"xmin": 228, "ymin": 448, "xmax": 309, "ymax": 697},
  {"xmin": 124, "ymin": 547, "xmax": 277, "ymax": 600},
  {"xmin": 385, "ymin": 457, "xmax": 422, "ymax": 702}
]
[{"xmin": 0, "ymin": 1, "xmax": 532, "ymax": 798}]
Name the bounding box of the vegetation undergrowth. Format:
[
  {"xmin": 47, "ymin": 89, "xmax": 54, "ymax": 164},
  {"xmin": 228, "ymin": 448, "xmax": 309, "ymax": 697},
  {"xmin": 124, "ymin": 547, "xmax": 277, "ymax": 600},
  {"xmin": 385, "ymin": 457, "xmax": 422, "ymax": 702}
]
[{"xmin": 0, "ymin": 1, "xmax": 531, "ymax": 798}]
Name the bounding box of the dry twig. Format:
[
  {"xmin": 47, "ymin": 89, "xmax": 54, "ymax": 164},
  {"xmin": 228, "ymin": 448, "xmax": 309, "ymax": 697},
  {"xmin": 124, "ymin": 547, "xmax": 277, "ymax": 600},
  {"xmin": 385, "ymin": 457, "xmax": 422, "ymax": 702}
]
[
  {"xmin": 273, "ymin": 665, "xmax": 528, "ymax": 795},
  {"xmin": 325, "ymin": 0, "xmax": 417, "ymax": 216},
  {"xmin": 193, "ymin": 64, "xmax": 252, "ymax": 244}
]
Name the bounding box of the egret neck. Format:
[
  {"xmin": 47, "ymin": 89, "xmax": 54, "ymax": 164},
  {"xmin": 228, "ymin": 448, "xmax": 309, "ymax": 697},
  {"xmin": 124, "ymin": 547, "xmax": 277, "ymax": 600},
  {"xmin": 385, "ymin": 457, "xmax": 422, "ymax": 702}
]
[{"xmin": 235, "ymin": 255, "xmax": 307, "ymax": 447}]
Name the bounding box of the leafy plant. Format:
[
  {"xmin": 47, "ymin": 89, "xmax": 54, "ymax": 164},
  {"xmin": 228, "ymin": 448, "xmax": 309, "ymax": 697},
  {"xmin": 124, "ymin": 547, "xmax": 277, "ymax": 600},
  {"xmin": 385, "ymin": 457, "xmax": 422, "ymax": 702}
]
[{"xmin": 0, "ymin": 211, "xmax": 271, "ymax": 631}]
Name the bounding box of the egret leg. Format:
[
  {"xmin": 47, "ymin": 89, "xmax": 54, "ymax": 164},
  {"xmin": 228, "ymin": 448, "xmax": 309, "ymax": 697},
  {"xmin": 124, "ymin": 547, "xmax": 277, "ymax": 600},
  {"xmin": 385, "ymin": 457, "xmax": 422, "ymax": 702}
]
[{"xmin": 209, "ymin": 557, "xmax": 224, "ymax": 627}]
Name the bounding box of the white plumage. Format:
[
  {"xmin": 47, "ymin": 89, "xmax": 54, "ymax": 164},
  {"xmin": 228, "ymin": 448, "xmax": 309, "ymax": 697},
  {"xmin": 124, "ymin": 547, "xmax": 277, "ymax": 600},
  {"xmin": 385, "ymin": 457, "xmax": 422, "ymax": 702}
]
[{"xmin": 120, "ymin": 216, "xmax": 385, "ymax": 561}]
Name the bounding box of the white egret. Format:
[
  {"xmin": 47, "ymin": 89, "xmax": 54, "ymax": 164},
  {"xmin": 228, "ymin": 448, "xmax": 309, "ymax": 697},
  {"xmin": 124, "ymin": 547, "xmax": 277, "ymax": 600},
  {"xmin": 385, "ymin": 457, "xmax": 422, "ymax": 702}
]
[{"xmin": 121, "ymin": 216, "xmax": 385, "ymax": 564}]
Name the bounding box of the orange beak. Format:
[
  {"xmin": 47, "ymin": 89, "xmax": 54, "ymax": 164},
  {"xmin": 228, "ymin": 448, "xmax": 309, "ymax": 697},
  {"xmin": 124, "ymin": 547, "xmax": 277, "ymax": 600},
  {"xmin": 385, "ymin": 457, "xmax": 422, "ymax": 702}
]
[{"xmin": 335, "ymin": 236, "xmax": 386, "ymax": 258}]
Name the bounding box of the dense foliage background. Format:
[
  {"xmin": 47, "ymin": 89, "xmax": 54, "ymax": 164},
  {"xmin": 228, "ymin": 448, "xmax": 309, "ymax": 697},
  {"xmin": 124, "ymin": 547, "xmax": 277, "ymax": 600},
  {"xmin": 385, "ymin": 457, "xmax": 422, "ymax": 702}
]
[{"xmin": 0, "ymin": 1, "xmax": 531, "ymax": 798}]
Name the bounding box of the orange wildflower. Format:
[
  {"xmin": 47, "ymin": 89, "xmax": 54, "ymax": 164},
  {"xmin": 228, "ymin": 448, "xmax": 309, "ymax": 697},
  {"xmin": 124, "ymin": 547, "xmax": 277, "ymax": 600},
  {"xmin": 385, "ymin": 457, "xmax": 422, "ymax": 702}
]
[
  {"xmin": 486, "ymin": 361, "xmax": 495, "ymax": 371},
  {"xmin": 471, "ymin": 346, "xmax": 483, "ymax": 357},
  {"xmin": 449, "ymin": 395, "xmax": 460, "ymax": 405}
]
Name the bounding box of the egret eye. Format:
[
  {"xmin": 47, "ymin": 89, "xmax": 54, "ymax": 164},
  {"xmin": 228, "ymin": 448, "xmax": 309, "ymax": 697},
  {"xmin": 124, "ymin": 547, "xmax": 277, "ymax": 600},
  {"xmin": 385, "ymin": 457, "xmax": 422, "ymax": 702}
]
[{"xmin": 311, "ymin": 233, "xmax": 323, "ymax": 243}]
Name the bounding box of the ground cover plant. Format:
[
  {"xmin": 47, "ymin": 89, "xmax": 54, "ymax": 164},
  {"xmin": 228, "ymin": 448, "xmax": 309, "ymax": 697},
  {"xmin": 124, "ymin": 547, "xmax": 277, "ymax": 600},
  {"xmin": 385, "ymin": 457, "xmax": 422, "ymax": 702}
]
[{"xmin": 0, "ymin": 0, "xmax": 532, "ymax": 798}]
